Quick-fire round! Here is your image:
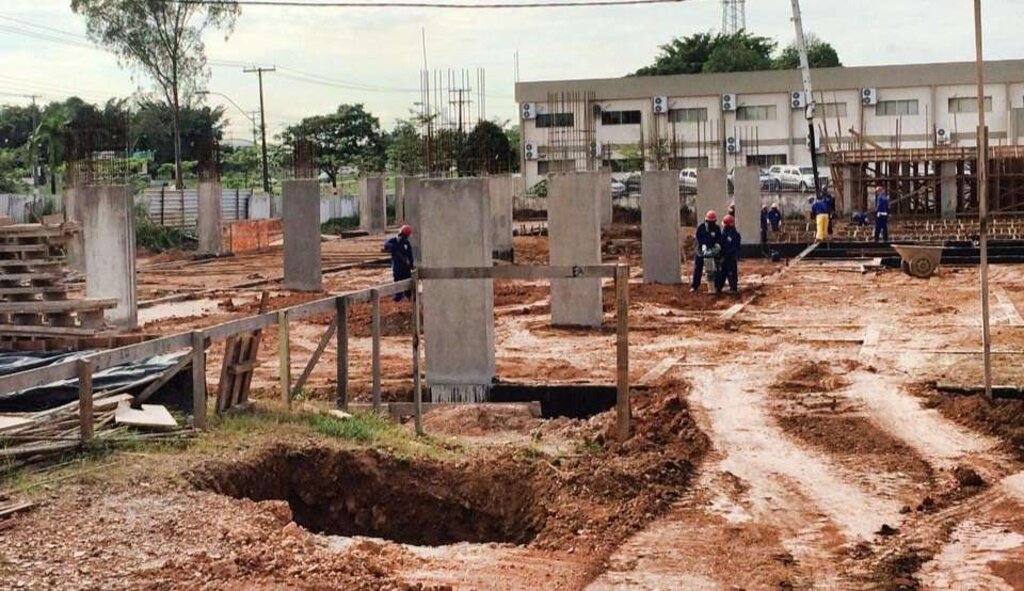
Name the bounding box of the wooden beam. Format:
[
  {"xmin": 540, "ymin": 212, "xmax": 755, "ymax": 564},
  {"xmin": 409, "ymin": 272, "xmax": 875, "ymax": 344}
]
[
  {"xmin": 292, "ymin": 319, "xmax": 337, "ymax": 398},
  {"xmin": 191, "ymin": 331, "xmax": 207, "ymax": 429},
  {"xmin": 279, "ymin": 310, "xmax": 291, "ymax": 408},
  {"xmin": 615, "ymin": 265, "xmax": 631, "ymax": 443},
  {"xmin": 336, "ymin": 297, "xmax": 348, "ymax": 410},
  {"xmin": 134, "ymin": 353, "xmax": 191, "ymax": 409},
  {"xmin": 412, "ymin": 272, "xmax": 423, "ymax": 436},
  {"xmin": 371, "ymin": 288, "xmax": 381, "ymax": 412},
  {"xmin": 77, "ymin": 359, "xmax": 93, "ymax": 442}
]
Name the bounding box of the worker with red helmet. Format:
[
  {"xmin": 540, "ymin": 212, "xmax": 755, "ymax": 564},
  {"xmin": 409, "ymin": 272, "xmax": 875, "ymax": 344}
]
[
  {"xmin": 384, "ymin": 225, "xmax": 415, "ymax": 301},
  {"xmin": 690, "ymin": 210, "xmax": 722, "ymax": 292},
  {"xmin": 716, "ymin": 214, "xmax": 742, "ymax": 294}
]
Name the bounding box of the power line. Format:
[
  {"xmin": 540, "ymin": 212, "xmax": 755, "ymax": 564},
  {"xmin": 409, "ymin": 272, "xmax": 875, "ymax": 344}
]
[{"xmin": 165, "ymin": 0, "xmax": 686, "ymax": 7}]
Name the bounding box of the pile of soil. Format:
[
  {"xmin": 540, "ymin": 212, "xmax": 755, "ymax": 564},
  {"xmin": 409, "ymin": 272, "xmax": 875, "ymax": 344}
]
[
  {"xmin": 628, "ymin": 283, "xmax": 743, "ymax": 313},
  {"xmin": 513, "ymin": 236, "xmax": 549, "ymax": 265},
  {"xmin": 918, "ymin": 387, "xmax": 1024, "ymax": 459},
  {"xmin": 418, "ymin": 404, "xmax": 543, "ymax": 437},
  {"xmin": 348, "ymin": 299, "xmax": 414, "ymax": 338},
  {"xmin": 772, "ymin": 361, "xmax": 850, "ymax": 393},
  {"xmin": 494, "ymin": 282, "xmax": 548, "ymax": 309}
]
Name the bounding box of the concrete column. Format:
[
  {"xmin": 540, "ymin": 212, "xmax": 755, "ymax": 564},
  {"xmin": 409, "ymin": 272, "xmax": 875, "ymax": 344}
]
[
  {"xmin": 403, "ymin": 177, "xmax": 423, "ymax": 265},
  {"xmin": 549, "ymin": 172, "xmax": 602, "ymax": 327},
  {"xmin": 842, "ymin": 165, "xmax": 858, "ymax": 215},
  {"xmin": 62, "ymin": 186, "xmax": 86, "ymax": 273},
  {"xmin": 282, "ymin": 179, "xmax": 322, "ymax": 292},
  {"xmin": 394, "ymin": 176, "xmax": 406, "ymax": 225},
  {"xmin": 641, "ymin": 171, "xmax": 681, "ymax": 284},
  {"xmin": 598, "ymin": 170, "xmax": 613, "ymax": 228},
  {"xmin": 488, "ymin": 176, "xmax": 514, "ymax": 261},
  {"xmin": 696, "ymin": 168, "xmax": 729, "ymax": 222},
  {"xmin": 80, "ymin": 185, "xmax": 137, "ymax": 328},
  {"xmin": 940, "ymin": 162, "xmax": 958, "ymax": 219},
  {"xmin": 358, "ymin": 176, "xmax": 386, "ymax": 233},
  {"xmin": 197, "ymin": 180, "xmax": 223, "ymax": 256},
  {"xmin": 420, "ymin": 178, "xmax": 495, "ymax": 402},
  {"xmin": 732, "ymin": 166, "xmax": 761, "ymax": 242}
]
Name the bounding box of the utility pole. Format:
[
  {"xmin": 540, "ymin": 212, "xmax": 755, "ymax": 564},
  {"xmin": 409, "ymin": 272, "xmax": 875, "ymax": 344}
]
[
  {"xmin": 244, "ymin": 66, "xmax": 276, "ymax": 194},
  {"xmin": 250, "ymin": 111, "xmax": 260, "ymax": 150},
  {"xmin": 974, "ymin": 0, "xmax": 993, "ymax": 402},
  {"xmin": 789, "ymin": 0, "xmax": 822, "ymax": 197}
]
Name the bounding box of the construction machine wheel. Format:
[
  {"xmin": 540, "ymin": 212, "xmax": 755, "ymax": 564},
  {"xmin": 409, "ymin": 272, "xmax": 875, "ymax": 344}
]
[{"xmin": 907, "ymin": 255, "xmax": 938, "ymax": 279}]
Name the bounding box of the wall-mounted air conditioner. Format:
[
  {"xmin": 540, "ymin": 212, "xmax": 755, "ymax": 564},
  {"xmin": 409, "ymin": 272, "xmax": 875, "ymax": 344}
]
[
  {"xmin": 935, "ymin": 127, "xmax": 951, "ymax": 145},
  {"xmin": 791, "ymin": 91, "xmax": 807, "ymax": 109},
  {"xmin": 725, "ymin": 136, "xmax": 741, "ymax": 153},
  {"xmin": 652, "ymin": 96, "xmax": 668, "ymax": 114},
  {"xmin": 524, "ymin": 142, "xmax": 538, "ymax": 160},
  {"xmin": 721, "ymin": 93, "xmax": 737, "ymax": 112},
  {"xmin": 521, "ymin": 102, "xmax": 537, "ymax": 120},
  {"xmin": 861, "ymin": 88, "xmax": 878, "ymax": 106},
  {"xmin": 589, "ymin": 140, "xmax": 604, "ymax": 158}
]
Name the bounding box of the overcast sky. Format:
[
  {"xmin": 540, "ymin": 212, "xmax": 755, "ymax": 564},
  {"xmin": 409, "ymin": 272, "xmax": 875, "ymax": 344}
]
[{"xmin": 1, "ymin": 0, "xmax": 1022, "ymax": 144}]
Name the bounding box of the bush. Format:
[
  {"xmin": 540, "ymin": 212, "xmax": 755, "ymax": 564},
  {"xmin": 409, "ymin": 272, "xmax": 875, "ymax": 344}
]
[
  {"xmin": 321, "ymin": 216, "xmax": 360, "ymax": 235},
  {"xmin": 134, "ymin": 203, "xmax": 193, "ymax": 252}
]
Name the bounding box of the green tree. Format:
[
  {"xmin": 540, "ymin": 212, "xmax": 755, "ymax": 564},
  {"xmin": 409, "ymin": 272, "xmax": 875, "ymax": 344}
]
[
  {"xmin": 463, "ymin": 120, "xmax": 513, "ymax": 175},
  {"xmin": 280, "ymin": 104, "xmax": 386, "ymax": 186},
  {"xmin": 130, "ymin": 99, "xmax": 226, "ymax": 175},
  {"xmin": 71, "ymin": 0, "xmax": 240, "ymax": 189},
  {"xmin": 774, "ymin": 35, "xmax": 842, "ymax": 69},
  {"xmin": 0, "ymin": 148, "xmax": 29, "ymax": 192},
  {"xmin": 505, "ymin": 124, "xmax": 520, "ymax": 173},
  {"xmin": 385, "ymin": 118, "xmax": 423, "ymax": 176},
  {"xmin": 703, "ymin": 32, "xmax": 776, "ymax": 73},
  {"xmin": 635, "ymin": 32, "xmax": 717, "ymax": 76},
  {"xmin": 0, "ymin": 105, "xmax": 40, "ymax": 149}
]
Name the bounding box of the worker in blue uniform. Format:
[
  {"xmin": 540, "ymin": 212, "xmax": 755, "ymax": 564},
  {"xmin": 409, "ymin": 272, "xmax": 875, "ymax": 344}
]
[
  {"xmin": 768, "ymin": 203, "xmax": 783, "ymax": 233},
  {"xmin": 716, "ymin": 214, "xmax": 741, "ymax": 294},
  {"xmin": 823, "ymin": 189, "xmax": 837, "ymax": 235},
  {"xmin": 384, "ymin": 224, "xmax": 415, "ymax": 301},
  {"xmin": 760, "ymin": 205, "xmax": 769, "ymax": 246},
  {"xmin": 873, "ymin": 186, "xmax": 891, "ymax": 243},
  {"xmin": 690, "ymin": 210, "xmax": 722, "ymax": 292}
]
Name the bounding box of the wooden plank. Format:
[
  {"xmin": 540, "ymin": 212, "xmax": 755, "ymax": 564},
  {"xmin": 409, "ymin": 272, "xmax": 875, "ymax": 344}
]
[
  {"xmin": 0, "ymin": 286, "xmax": 66, "ymax": 296},
  {"xmin": 291, "ymin": 319, "xmax": 337, "ymax": 398},
  {"xmin": 0, "ymin": 415, "xmax": 33, "ymax": 432},
  {"xmin": 418, "ymin": 265, "xmax": 617, "ymax": 281},
  {"xmin": 412, "ymin": 273, "xmax": 423, "ymax": 435},
  {"xmin": 0, "ymin": 259, "xmax": 63, "ymax": 269},
  {"xmin": 371, "ymin": 289, "xmax": 381, "ymax": 412},
  {"xmin": 0, "ymin": 324, "xmax": 109, "ymax": 337},
  {"xmin": 0, "ymin": 244, "xmax": 48, "ymax": 253},
  {"xmin": 134, "ymin": 353, "xmax": 191, "ymax": 409},
  {"xmin": 215, "ymin": 336, "xmax": 240, "ymax": 413},
  {"xmin": 114, "ymin": 401, "xmax": 179, "ymax": 430},
  {"xmin": 336, "ymin": 297, "xmax": 348, "ymax": 410},
  {"xmin": 279, "ymin": 310, "xmax": 290, "ymax": 408},
  {"xmin": 191, "ymin": 331, "xmax": 207, "ymax": 429},
  {"xmin": 0, "ymin": 299, "xmax": 117, "ymax": 314},
  {"xmin": 0, "ymin": 273, "xmax": 64, "ymax": 281},
  {"xmin": 78, "ymin": 359, "xmax": 93, "ymax": 442},
  {"xmin": 639, "ymin": 356, "xmax": 681, "ymax": 385},
  {"xmin": 615, "ymin": 265, "xmax": 631, "ymax": 443}
]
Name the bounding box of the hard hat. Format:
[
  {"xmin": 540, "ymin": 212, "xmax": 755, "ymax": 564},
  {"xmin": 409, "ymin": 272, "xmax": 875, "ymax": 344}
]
[
  {"xmin": 400, "ymin": 225, "xmax": 413, "ymax": 237},
  {"xmin": 723, "ymin": 214, "xmax": 736, "ymax": 227},
  {"xmin": 706, "ymin": 210, "xmax": 718, "ymax": 222},
  {"xmin": 771, "ymin": 202, "xmax": 779, "ymax": 208}
]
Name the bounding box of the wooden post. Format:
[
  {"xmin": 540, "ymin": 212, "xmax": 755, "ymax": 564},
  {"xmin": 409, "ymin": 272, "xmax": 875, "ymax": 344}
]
[
  {"xmin": 974, "ymin": 0, "xmax": 993, "ymax": 402},
  {"xmin": 77, "ymin": 359, "xmax": 94, "ymax": 442},
  {"xmin": 191, "ymin": 331, "xmax": 207, "ymax": 428},
  {"xmin": 370, "ymin": 288, "xmax": 381, "ymax": 412},
  {"xmin": 279, "ymin": 310, "xmax": 291, "ymax": 408},
  {"xmin": 336, "ymin": 296, "xmax": 349, "ymax": 410},
  {"xmin": 411, "ymin": 272, "xmax": 423, "ymax": 435},
  {"xmin": 615, "ymin": 264, "xmax": 631, "ymax": 442}
]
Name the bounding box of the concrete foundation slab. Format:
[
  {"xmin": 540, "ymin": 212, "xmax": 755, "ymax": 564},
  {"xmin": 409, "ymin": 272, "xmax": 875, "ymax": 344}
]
[
  {"xmin": 420, "ymin": 178, "xmax": 495, "ymax": 402},
  {"xmin": 488, "ymin": 176, "xmax": 514, "ymax": 261},
  {"xmin": 732, "ymin": 166, "xmax": 761, "ymax": 243},
  {"xmin": 197, "ymin": 181, "xmax": 223, "ymax": 256},
  {"xmin": 79, "ymin": 185, "xmax": 137, "ymax": 328},
  {"xmin": 598, "ymin": 170, "xmax": 613, "ymax": 228},
  {"xmin": 549, "ymin": 172, "xmax": 602, "ymax": 327},
  {"xmin": 641, "ymin": 171, "xmax": 682, "ymax": 284},
  {"xmin": 696, "ymin": 168, "xmax": 729, "ymax": 224},
  {"xmin": 359, "ymin": 176, "xmax": 386, "ymax": 233},
  {"xmin": 282, "ymin": 179, "xmax": 322, "ymax": 291}
]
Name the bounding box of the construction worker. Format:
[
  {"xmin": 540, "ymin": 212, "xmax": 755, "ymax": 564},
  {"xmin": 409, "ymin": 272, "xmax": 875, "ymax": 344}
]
[
  {"xmin": 823, "ymin": 189, "xmax": 837, "ymax": 236},
  {"xmin": 384, "ymin": 225, "xmax": 415, "ymax": 301},
  {"xmin": 760, "ymin": 205, "xmax": 769, "ymax": 246},
  {"xmin": 690, "ymin": 210, "xmax": 722, "ymax": 292},
  {"xmin": 873, "ymin": 185, "xmax": 891, "ymax": 243},
  {"xmin": 768, "ymin": 203, "xmax": 783, "ymax": 232},
  {"xmin": 812, "ymin": 195, "xmax": 830, "ymax": 242},
  {"xmin": 716, "ymin": 214, "xmax": 741, "ymax": 294}
]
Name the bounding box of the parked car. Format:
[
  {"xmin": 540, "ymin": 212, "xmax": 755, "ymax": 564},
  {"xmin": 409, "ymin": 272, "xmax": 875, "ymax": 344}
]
[
  {"xmin": 611, "ymin": 178, "xmax": 626, "ymax": 198},
  {"xmin": 726, "ymin": 167, "xmax": 782, "ymax": 193},
  {"xmin": 678, "ymin": 169, "xmax": 698, "ymax": 193},
  {"xmin": 768, "ymin": 165, "xmax": 828, "ymax": 192}
]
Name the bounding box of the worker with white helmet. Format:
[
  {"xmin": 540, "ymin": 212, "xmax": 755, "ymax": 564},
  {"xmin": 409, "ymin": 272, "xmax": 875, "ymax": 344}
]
[{"xmin": 690, "ymin": 210, "xmax": 722, "ymax": 292}]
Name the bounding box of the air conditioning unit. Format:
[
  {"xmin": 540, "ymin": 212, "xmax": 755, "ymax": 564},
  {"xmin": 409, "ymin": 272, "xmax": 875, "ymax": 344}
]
[
  {"xmin": 521, "ymin": 102, "xmax": 537, "ymax": 120},
  {"xmin": 791, "ymin": 91, "xmax": 807, "ymax": 109},
  {"xmin": 524, "ymin": 142, "xmax": 538, "ymax": 160},
  {"xmin": 725, "ymin": 136, "xmax": 741, "ymax": 154},
  {"xmin": 805, "ymin": 133, "xmax": 821, "ymax": 150},
  {"xmin": 589, "ymin": 140, "xmax": 604, "ymax": 158},
  {"xmin": 652, "ymin": 96, "xmax": 668, "ymax": 114},
  {"xmin": 861, "ymin": 88, "xmax": 878, "ymax": 106},
  {"xmin": 721, "ymin": 93, "xmax": 737, "ymax": 112},
  {"xmin": 935, "ymin": 127, "xmax": 951, "ymax": 145},
  {"xmin": 592, "ymin": 103, "xmax": 603, "ymax": 118}
]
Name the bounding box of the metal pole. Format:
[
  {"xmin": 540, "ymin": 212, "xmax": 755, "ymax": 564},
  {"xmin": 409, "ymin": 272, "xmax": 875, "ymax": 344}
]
[
  {"xmin": 790, "ymin": 0, "xmax": 822, "ymax": 196},
  {"xmin": 245, "ymin": 67, "xmax": 276, "ymax": 194},
  {"xmin": 974, "ymin": 0, "xmax": 993, "ymax": 402}
]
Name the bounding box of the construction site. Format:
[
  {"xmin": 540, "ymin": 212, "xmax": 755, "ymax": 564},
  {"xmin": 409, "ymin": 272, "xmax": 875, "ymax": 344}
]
[{"xmin": 3, "ymin": 1, "xmax": 1024, "ymax": 590}]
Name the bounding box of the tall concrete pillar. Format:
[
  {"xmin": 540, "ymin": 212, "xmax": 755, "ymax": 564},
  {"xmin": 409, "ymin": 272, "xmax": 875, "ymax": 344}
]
[
  {"xmin": 358, "ymin": 176, "xmax": 386, "ymax": 233},
  {"xmin": 282, "ymin": 179, "xmax": 322, "ymax": 291},
  {"xmin": 696, "ymin": 168, "xmax": 729, "ymax": 223},
  {"xmin": 63, "ymin": 186, "xmax": 86, "ymax": 273},
  {"xmin": 80, "ymin": 185, "xmax": 137, "ymax": 328},
  {"xmin": 403, "ymin": 178, "xmax": 423, "ymax": 265},
  {"xmin": 842, "ymin": 165, "xmax": 860, "ymax": 215},
  {"xmin": 732, "ymin": 166, "xmax": 761, "ymax": 242},
  {"xmin": 197, "ymin": 180, "xmax": 223, "ymax": 256},
  {"xmin": 940, "ymin": 162, "xmax": 958, "ymax": 219},
  {"xmin": 488, "ymin": 176, "xmax": 514, "ymax": 261},
  {"xmin": 549, "ymin": 172, "xmax": 602, "ymax": 327},
  {"xmin": 598, "ymin": 170, "xmax": 613, "ymax": 228},
  {"xmin": 420, "ymin": 178, "xmax": 495, "ymax": 402},
  {"xmin": 394, "ymin": 176, "xmax": 406, "ymax": 225},
  {"xmin": 641, "ymin": 171, "xmax": 682, "ymax": 284}
]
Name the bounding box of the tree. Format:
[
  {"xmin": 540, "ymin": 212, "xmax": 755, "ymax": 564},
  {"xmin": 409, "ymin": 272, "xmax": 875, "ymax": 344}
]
[
  {"xmin": 130, "ymin": 99, "xmax": 225, "ymax": 174},
  {"xmin": 71, "ymin": 0, "xmax": 240, "ymax": 189},
  {"xmin": 463, "ymin": 120, "xmax": 513, "ymax": 175},
  {"xmin": 702, "ymin": 32, "xmax": 776, "ymax": 73},
  {"xmin": 0, "ymin": 105, "xmax": 40, "ymax": 150},
  {"xmin": 774, "ymin": 35, "xmax": 842, "ymax": 70},
  {"xmin": 635, "ymin": 32, "xmax": 717, "ymax": 76},
  {"xmin": 504, "ymin": 125, "xmax": 520, "ymax": 173},
  {"xmin": 280, "ymin": 104, "xmax": 386, "ymax": 187},
  {"xmin": 385, "ymin": 119, "xmax": 423, "ymax": 176}
]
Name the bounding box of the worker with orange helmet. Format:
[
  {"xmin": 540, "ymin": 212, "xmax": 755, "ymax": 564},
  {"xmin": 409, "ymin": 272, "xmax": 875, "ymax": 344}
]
[
  {"xmin": 384, "ymin": 225, "xmax": 415, "ymax": 301},
  {"xmin": 716, "ymin": 214, "xmax": 742, "ymax": 294},
  {"xmin": 690, "ymin": 210, "xmax": 722, "ymax": 292}
]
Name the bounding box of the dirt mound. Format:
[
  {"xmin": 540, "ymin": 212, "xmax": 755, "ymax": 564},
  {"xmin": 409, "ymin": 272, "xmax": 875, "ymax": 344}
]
[
  {"xmin": 773, "ymin": 362, "xmax": 850, "ymax": 393},
  {"xmin": 513, "ymin": 236, "xmax": 549, "ymax": 265},
  {"xmin": 419, "ymin": 404, "xmax": 543, "ymax": 437},
  {"xmin": 918, "ymin": 387, "xmax": 1024, "ymax": 459},
  {"xmin": 349, "ymin": 299, "xmax": 414, "ymax": 338},
  {"xmin": 494, "ymin": 282, "xmax": 548, "ymax": 308}
]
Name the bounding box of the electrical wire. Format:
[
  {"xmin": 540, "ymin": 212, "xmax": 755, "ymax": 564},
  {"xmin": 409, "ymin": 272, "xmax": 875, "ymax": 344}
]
[{"xmin": 167, "ymin": 0, "xmax": 685, "ymax": 7}]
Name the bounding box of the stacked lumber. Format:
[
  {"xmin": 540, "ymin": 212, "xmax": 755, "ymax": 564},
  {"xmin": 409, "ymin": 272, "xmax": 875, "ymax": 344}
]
[{"xmin": 0, "ymin": 221, "xmax": 118, "ymax": 350}]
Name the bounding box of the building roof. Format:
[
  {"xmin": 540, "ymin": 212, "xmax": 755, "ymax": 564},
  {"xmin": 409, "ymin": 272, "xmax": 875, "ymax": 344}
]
[{"xmin": 514, "ymin": 59, "xmax": 1024, "ymax": 102}]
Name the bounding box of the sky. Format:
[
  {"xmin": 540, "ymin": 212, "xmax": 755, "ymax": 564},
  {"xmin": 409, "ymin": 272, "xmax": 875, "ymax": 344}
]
[{"xmin": 1, "ymin": 0, "xmax": 1022, "ymax": 144}]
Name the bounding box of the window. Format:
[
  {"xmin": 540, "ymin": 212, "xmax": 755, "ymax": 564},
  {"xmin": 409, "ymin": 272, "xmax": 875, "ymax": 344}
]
[
  {"xmin": 601, "ymin": 110, "xmax": 642, "ymax": 125},
  {"xmin": 746, "ymin": 154, "xmax": 787, "ymax": 167},
  {"xmin": 669, "ymin": 156, "xmax": 709, "ymax": 169},
  {"xmin": 949, "ymin": 96, "xmax": 993, "ymax": 113},
  {"xmin": 875, "ymin": 99, "xmax": 919, "ymax": 116},
  {"xmin": 736, "ymin": 105, "xmax": 777, "ymax": 121},
  {"xmin": 668, "ymin": 108, "xmax": 708, "ymax": 123},
  {"xmin": 536, "ymin": 113, "xmax": 574, "ymax": 128},
  {"xmin": 815, "ymin": 102, "xmax": 848, "ymax": 118}
]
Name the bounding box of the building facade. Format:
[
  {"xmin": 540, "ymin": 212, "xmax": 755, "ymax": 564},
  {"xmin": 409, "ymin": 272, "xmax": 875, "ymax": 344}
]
[{"xmin": 515, "ymin": 60, "xmax": 1024, "ymax": 190}]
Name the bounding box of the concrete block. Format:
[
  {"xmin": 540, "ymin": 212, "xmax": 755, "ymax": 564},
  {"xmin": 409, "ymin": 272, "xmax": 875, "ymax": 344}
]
[
  {"xmin": 598, "ymin": 170, "xmax": 613, "ymax": 228},
  {"xmin": 62, "ymin": 187, "xmax": 86, "ymax": 273},
  {"xmin": 79, "ymin": 185, "xmax": 137, "ymax": 328},
  {"xmin": 732, "ymin": 166, "xmax": 761, "ymax": 242},
  {"xmin": 641, "ymin": 171, "xmax": 681, "ymax": 284},
  {"xmin": 696, "ymin": 168, "xmax": 729, "ymax": 224},
  {"xmin": 548, "ymin": 172, "xmax": 602, "ymax": 327},
  {"xmin": 940, "ymin": 162, "xmax": 958, "ymax": 219},
  {"xmin": 488, "ymin": 176, "xmax": 514, "ymax": 261},
  {"xmin": 403, "ymin": 177, "xmax": 423, "ymax": 265},
  {"xmin": 282, "ymin": 179, "xmax": 322, "ymax": 292},
  {"xmin": 197, "ymin": 181, "xmax": 223, "ymax": 256},
  {"xmin": 358, "ymin": 176, "xmax": 386, "ymax": 233},
  {"xmin": 420, "ymin": 178, "xmax": 495, "ymax": 402}
]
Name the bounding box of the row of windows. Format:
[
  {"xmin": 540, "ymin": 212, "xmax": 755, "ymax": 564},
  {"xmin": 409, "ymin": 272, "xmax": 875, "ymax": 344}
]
[{"xmin": 533, "ymin": 97, "xmax": 995, "ymax": 128}]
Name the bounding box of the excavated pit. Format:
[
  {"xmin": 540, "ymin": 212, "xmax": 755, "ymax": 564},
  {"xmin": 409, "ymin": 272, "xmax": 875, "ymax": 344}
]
[
  {"xmin": 189, "ymin": 444, "xmax": 547, "ymax": 547},
  {"xmin": 489, "ymin": 383, "xmax": 617, "ymax": 418}
]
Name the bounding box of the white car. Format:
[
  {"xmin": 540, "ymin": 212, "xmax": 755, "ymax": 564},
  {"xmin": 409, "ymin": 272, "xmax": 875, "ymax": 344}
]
[
  {"xmin": 768, "ymin": 165, "xmax": 828, "ymax": 192},
  {"xmin": 678, "ymin": 169, "xmax": 698, "ymax": 192}
]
